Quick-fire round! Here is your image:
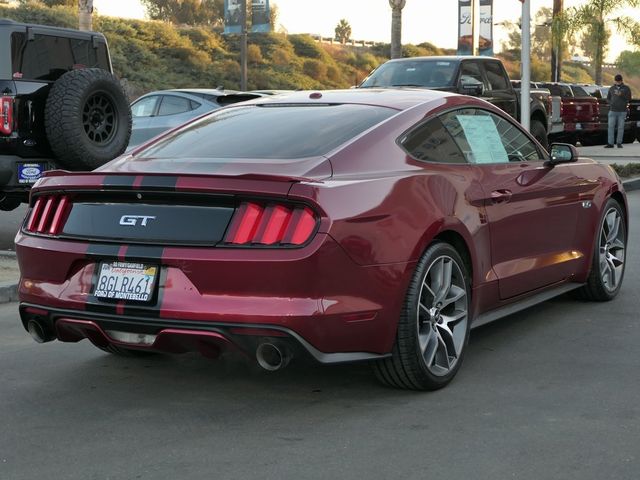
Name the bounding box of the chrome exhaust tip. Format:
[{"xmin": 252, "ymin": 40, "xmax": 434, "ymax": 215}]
[
  {"xmin": 256, "ymin": 342, "xmax": 291, "ymax": 371},
  {"xmin": 27, "ymin": 319, "xmax": 54, "ymax": 343}
]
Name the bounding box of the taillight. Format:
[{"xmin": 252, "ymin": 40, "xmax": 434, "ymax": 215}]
[
  {"xmin": 224, "ymin": 202, "xmax": 318, "ymax": 246},
  {"xmin": 0, "ymin": 96, "xmax": 13, "ymax": 135},
  {"xmin": 24, "ymin": 195, "xmax": 71, "ymax": 235}
]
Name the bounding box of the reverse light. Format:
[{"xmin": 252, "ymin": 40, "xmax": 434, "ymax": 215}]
[
  {"xmin": 0, "ymin": 96, "xmax": 14, "ymax": 135},
  {"xmin": 24, "ymin": 195, "xmax": 72, "ymax": 235},
  {"xmin": 224, "ymin": 202, "xmax": 318, "ymax": 246}
]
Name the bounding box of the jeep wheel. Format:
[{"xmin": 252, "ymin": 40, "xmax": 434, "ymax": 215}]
[
  {"xmin": 44, "ymin": 68, "xmax": 132, "ymax": 170},
  {"xmin": 0, "ymin": 196, "xmax": 22, "ymax": 211},
  {"xmin": 530, "ymin": 119, "xmax": 548, "ymax": 150}
]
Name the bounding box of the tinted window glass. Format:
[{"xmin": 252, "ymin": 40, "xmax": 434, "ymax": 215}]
[
  {"xmin": 138, "ymin": 104, "xmax": 395, "ymax": 160},
  {"xmin": 440, "ymin": 108, "xmax": 540, "ymax": 164},
  {"xmin": 484, "ymin": 62, "xmax": 509, "ymax": 90},
  {"xmin": 571, "ymin": 86, "xmax": 589, "ymax": 97},
  {"xmin": 400, "ymin": 118, "xmax": 466, "ymax": 164},
  {"xmin": 459, "ymin": 62, "xmax": 485, "ymax": 89},
  {"xmin": 158, "ymin": 95, "xmax": 193, "ymax": 116},
  {"xmin": 360, "ymin": 59, "xmax": 457, "ymax": 88},
  {"xmin": 15, "ymin": 34, "xmax": 109, "ymax": 81},
  {"xmin": 131, "ymin": 96, "xmax": 159, "ymax": 117},
  {"xmin": 539, "ymin": 83, "xmax": 572, "ymax": 97}
]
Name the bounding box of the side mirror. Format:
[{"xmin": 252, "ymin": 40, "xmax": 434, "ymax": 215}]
[
  {"xmin": 458, "ymin": 77, "xmax": 484, "ymax": 97},
  {"xmin": 547, "ymin": 143, "xmax": 579, "ymax": 166}
]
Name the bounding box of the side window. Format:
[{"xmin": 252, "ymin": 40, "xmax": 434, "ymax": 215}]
[
  {"xmin": 400, "ymin": 118, "xmax": 467, "ymax": 164},
  {"xmin": 157, "ymin": 95, "xmax": 194, "ymax": 116},
  {"xmin": 131, "ymin": 96, "xmax": 159, "ymax": 118},
  {"xmin": 458, "ymin": 61, "xmax": 484, "ymax": 86},
  {"xmin": 440, "ymin": 109, "xmax": 541, "ymax": 164},
  {"xmin": 13, "ymin": 34, "xmax": 108, "ymax": 81},
  {"xmin": 484, "ymin": 62, "xmax": 509, "ymax": 90}
]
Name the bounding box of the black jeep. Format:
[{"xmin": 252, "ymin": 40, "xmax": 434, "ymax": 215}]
[{"xmin": 0, "ymin": 19, "xmax": 131, "ymax": 211}]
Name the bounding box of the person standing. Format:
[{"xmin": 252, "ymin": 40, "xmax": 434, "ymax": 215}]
[{"xmin": 605, "ymin": 74, "xmax": 632, "ymax": 148}]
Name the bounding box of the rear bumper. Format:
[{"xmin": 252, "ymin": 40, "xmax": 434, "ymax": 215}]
[
  {"xmin": 16, "ymin": 231, "xmax": 416, "ymax": 356},
  {"xmin": 19, "ymin": 304, "xmax": 391, "ymax": 364}
]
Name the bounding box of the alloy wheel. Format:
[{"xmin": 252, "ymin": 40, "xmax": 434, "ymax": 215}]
[
  {"xmin": 416, "ymin": 255, "xmax": 468, "ymax": 376},
  {"xmin": 599, "ymin": 207, "xmax": 625, "ymax": 293}
]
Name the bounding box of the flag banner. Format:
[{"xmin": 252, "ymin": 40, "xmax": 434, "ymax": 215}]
[
  {"xmin": 457, "ymin": 0, "xmax": 473, "ymax": 55},
  {"xmin": 479, "ymin": 0, "xmax": 494, "ymax": 56},
  {"xmin": 224, "ymin": 0, "xmax": 243, "ymax": 34},
  {"xmin": 251, "ymin": 0, "xmax": 271, "ymax": 33}
]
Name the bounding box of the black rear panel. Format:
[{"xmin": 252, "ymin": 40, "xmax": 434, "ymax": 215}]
[{"xmin": 62, "ymin": 203, "xmax": 234, "ymax": 245}]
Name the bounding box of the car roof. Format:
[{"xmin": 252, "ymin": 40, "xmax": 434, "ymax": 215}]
[
  {"xmin": 383, "ymin": 56, "xmax": 500, "ymax": 63},
  {"xmin": 0, "ymin": 18, "xmax": 105, "ymax": 39},
  {"xmin": 247, "ymin": 88, "xmax": 461, "ymax": 111}
]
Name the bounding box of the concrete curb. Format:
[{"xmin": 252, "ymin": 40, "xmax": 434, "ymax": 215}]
[
  {"xmin": 0, "ymin": 281, "xmax": 18, "ymax": 303},
  {"xmin": 0, "ymin": 178, "xmax": 637, "ymax": 305}
]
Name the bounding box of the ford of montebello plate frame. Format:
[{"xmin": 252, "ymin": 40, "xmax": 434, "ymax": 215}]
[{"xmin": 93, "ymin": 261, "xmax": 159, "ymax": 302}]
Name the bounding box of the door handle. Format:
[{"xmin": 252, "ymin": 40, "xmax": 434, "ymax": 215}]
[{"xmin": 491, "ymin": 189, "xmax": 512, "ymax": 203}]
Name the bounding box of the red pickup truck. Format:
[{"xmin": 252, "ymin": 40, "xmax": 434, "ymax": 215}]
[{"xmin": 537, "ymin": 82, "xmax": 599, "ymax": 145}]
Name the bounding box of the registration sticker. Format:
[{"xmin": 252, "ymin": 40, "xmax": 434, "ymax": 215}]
[{"xmin": 93, "ymin": 262, "xmax": 158, "ymax": 302}]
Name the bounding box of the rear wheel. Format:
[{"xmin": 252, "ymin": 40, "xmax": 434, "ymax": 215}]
[
  {"xmin": 0, "ymin": 195, "xmax": 21, "ymax": 211},
  {"xmin": 575, "ymin": 199, "xmax": 626, "ymax": 301},
  {"xmin": 373, "ymin": 242, "xmax": 471, "ymax": 390},
  {"xmin": 623, "ymin": 128, "xmax": 636, "ymax": 144}
]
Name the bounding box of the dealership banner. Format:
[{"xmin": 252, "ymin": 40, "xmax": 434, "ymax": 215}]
[
  {"xmin": 479, "ymin": 0, "xmax": 494, "ymax": 56},
  {"xmin": 251, "ymin": 0, "xmax": 271, "ymax": 33},
  {"xmin": 224, "ymin": 0, "xmax": 242, "ymax": 34},
  {"xmin": 457, "ymin": 0, "xmax": 473, "ymax": 55}
]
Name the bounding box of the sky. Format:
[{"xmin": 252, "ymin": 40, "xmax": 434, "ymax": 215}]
[{"xmin": 92, "ymin": 0, "xmax": 639, "ymax": 62}]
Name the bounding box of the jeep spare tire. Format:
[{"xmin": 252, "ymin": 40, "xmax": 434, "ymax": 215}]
[{"xmin": 44, "ymin": 68, "xmax": 132, "ymax": 170}]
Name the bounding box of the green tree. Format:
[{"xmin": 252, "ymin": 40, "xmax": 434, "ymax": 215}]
[
  {"xmin": 334, "ymin": 18, "xmax": 351, "ymax": 44},
  {"xmin": 570, "ymin": 0, "xmax": 640, "ymax": 85},
  {"xmin": 141, "ymin": 0, "xmax": 224, "ymax": 26},
  {"xmin": 617, "ymin": 50, "xmax": 640, "ymax": 75}
]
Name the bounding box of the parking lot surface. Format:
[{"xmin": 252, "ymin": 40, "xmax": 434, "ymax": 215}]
[{"xmin": 0, "ymin": 192, "xmax": 638, "ymax": 480}]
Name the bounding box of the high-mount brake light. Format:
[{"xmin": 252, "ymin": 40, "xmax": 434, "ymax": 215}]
[
  {"xmin": 0, "ymin": 96, "xmax": 14, "ymax": 135},
  {"xmin": 24, "ymin": 195, "xmax": 72, "ymax": 236},
  {"xmin": 225, "ymin": 202, "xmax": 318, "ymax": 246}
]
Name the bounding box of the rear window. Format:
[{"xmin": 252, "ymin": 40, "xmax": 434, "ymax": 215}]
[
  {"xmin": 137, "ymin": 104, "xmax": 396, "ymax": 160},
  {"xmin": 571, "ymin": 86, "xmax": 589, "ymax": 97},
  {"xmin": 539, "ymin": 83, "xmax": 572, "ymax": 97},
  {"xmin": 11, "ymin": 32, "xmax": 110, "ymax": 81}
]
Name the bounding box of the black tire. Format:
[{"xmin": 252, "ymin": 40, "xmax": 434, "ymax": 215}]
[
  {"xmin": 372, "ymin": 241, "xmax": 471, "ymax": 390},
  {"xmin": 530, "ymin": 119, "xmax": 548, "ymax": 150},
  {"xmin": 0, "ymin": 196, "xmax": 22, "ymax": 211},
  {"xmin": 44, "ymin": 68, "xmax": 132, "ymax": 170},
  {"xmin": 579, "ymin": 133, "xmax": 605, "ymax": 147},
  {"xmin": 97, "ymin": 344, "xmax": 157, "ymax": 357},
  {"xmin": 575, "ymin": 198, "xmax": 626, "ymax": 301}
]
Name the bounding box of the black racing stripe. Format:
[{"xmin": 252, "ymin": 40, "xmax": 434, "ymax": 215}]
[
  {"xmin": 103, "ymin": 175, "xmax": 137, "ymax": 189},
  {"xmin": 124, "ymin": 245, "xmax": 165, "ymax": 261},
  {"xmin": 85, "ymin": 243, "xmax": 122, "ymax": 258},
  {"xmin": 140, "ymin": 176, "xmax": 178, "ymax": 190}
]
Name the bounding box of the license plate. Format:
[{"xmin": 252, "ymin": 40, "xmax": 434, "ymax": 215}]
[
  {"xmin": 93, "ymin": 262, "xmax": 158, "ymax": 302},
  {"xmin": 18, "ymin": 163, "xmax": 46, "ymax": 184}
]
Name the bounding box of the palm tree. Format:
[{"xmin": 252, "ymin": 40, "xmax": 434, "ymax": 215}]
[
  {"xmin": 571, "ymin": 0, "xmax": 640, "ymax": 85},
  {"xmin": 389, "ymin": 0, "xmax": 406, "ymax": 59},
  {"xmin": 78, "ymin": 0, "xmax": 93, "ymax": 31},
  {"xmin": 551, "ymin": 0, "xmax": 564, "ymax": 81},
  {"xmin": 335, "ymin": 18, "xmax": 352, "ymax": 44}
]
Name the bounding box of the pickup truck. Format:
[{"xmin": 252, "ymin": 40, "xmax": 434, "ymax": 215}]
[
  {"xmin": 536, "ymin": 82, "xmax": 599, "ymax": 145},
  {"xmin": 358, "ymin": 56, "xmax": 551, "ymax": 149},
  {"xmin": 630, "ymin": 98, "xmax": 640, "ymax": 142}
]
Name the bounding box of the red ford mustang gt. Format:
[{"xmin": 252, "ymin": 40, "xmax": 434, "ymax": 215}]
[{"xmin": 15, "ymin": 89, "xmax": 627, "ymax": 390}]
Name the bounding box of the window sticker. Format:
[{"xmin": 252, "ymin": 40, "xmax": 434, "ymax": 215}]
[{"xmin": 456, "ymin": 115, "xmax": 509, "ymax": 164}]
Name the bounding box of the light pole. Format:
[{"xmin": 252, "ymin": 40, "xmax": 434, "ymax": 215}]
[
  {"xmin": 389, "ymin": 0, "xmax": 406, "ymax": 59},
  {"xmin": 240, "ymin": 0, "xmax": 247, "ymax": 90},
  {"xmin": 551, "ymin": 0, "xmax": 563, "ymax": 82},
  {"xmin": 78, "ymin": 0, "xmax": 93, "ymax": 31},
  {"xmin": 521, "ymin": 0, "xmax": 531, "ymax": 131}
]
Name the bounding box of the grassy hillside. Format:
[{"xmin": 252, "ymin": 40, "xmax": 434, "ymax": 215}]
[{"xmin": 5, "ymin": 3, "xmax": 632, "ymax": 100}]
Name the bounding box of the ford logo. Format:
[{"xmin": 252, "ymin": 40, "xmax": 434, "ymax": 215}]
[{"xmin": 21, "ymin": 167, "xmax": 42, "ymax": 178}]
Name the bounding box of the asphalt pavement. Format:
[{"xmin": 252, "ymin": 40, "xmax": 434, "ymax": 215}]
[{"xmin": 0, "ymin": 190, "xmax": 639, "ymax": 480}]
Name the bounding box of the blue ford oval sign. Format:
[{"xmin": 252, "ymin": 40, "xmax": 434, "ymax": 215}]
[{"xmin": 18, "ymin": 163, "xmax": 45, "ymax": 184}]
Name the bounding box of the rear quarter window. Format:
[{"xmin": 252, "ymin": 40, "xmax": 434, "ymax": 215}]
[{"xmin": 138, "ymin": 104, "xmax": 396, "ymax": 160}]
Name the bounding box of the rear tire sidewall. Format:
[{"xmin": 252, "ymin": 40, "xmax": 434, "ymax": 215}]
[{"xmin": 530, "ymin": 119, "xmax": 548, "ymax": 150}]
